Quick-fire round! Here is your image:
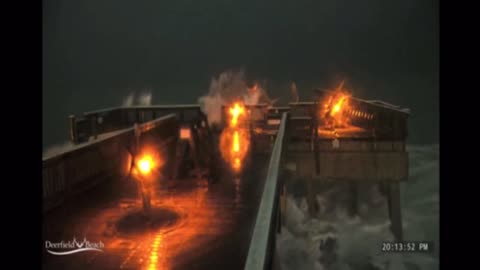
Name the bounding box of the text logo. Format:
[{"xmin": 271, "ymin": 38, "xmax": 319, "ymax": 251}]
[{"xmin": 45, "ymin": 237, "xmax": 104, "ymax": 255}]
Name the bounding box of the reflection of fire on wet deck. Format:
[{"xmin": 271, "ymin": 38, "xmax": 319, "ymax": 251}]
[{"xmin": 43, "ymin": 156, "xmax": 269, "ymax": 270}]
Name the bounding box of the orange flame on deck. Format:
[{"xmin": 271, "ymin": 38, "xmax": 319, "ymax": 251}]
[
  {"xmin": 233, "ymin": 130, "xmax": 240, "ymax": 152},
  {"xmin": 138, "ymin": 155, "xmax": 154, "ymax": 175},
  {"xmin": 234, "ymin": 158, "xmax": 241, "ymax": 170},
  {"xmin": 320, "ymin": 86, "xmax": 352, "ymax": 129},
  {"xmin": 132, "ymin": 147, "xmax": 163, "ymax": 181},
  {"xmin": 220, "ymin": 102, "xmax": 250, "ymax": 172},
  {"xmin": 229, "ymin": 103, "xmax": 245, "ymax": 128}
]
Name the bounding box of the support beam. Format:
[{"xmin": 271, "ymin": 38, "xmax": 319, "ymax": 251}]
[
  {"xmin": 91, "ymin": 115, "xmax": 98, "ymax": 139},
  {"xmin": 387, "ymin": 182, "xmax": 403, "ymax": 241},
  {"xmin": 277, "ymin": 200, "xmax": 282, "ymax": 234},
  {"xmin": 280, "ymin": 184, "xmax": 286, "ymax": 228},
  {"xmin": 271, "ymin": 250, "xmax": 282, "ymax": 270},
  {"xmin": 166, "ymin": 134, "xmax": 178, "ymax": 180},
  {"xmin": 348, "ymin": 182, "xmax": 359, "ymax": 217},
  {"xmin": 307, "ymin": 175, "xmax": 318, "ymax": 216}
]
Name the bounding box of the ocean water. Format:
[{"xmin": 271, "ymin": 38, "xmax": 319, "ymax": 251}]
[{"xmin": 277, "ymin": 144, "xmax": 439, "ymax": 270}]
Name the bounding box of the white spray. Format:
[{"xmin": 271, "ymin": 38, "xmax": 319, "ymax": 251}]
[{"xmin": 122, "ymin": 89, "xmax": 153, "ymax": 106}]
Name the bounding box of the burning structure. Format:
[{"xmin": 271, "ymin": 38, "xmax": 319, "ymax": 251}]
[{"xmin": 43, "ymin": 82, "xmax": 410, "ymax": 270}]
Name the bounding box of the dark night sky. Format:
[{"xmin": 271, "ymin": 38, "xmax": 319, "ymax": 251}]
[{"xmin": 42, "ymin": 0, "xmax": 438, "ymax": 149}]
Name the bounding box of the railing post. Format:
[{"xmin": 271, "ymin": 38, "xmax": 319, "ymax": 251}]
[
  {"xmin": 69, "ymin": 115, "xmax": 78, "ymax": 144},
  {"xmin": 134, "ymin": 123, "xmax": 140, "ymax": 153},
  {"xmin": 139, "ymin": 110, "xmax": 145, "ymax": 123},
  {"xmin": 91, "ymin": 114, "xmax": 98, "ymax": 139}
]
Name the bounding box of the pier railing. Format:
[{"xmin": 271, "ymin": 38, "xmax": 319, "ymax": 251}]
[
  {"xmin": 69, "ymin": 105, "xmax": 204, "ymax": 143},
  {"xmin": 43, "ymin": 114, "xmax": 179, "ymax": 213},
  {"xmin": 244, "ymin": 112, "xmax": 289, "ymax": 270}
]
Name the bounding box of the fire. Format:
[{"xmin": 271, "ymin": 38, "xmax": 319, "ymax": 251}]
[
  {"xmin": 133, "ymin": 147, "xmax": 163, "ymax": 179},
  {"xmin": 332, "ymin": 96, "xmax": 346, "ymax": 114},
  {"xmin": 220, "ymin": 102, "xmax": 250, "ymax": 171},
  {"xmin": 220, "ymin": 129, "xmax": 250, "ymax": 171},
  {"xmin": 320, "ymin": 89, "xmax": 352, "ymax": 128},
  {"xmin": 233, "ymin": 130, "xmax": 240, "ymax": 153},
  {"xmin": 229, "ymin": 102, "xmax": 245, "ymax": 128},
  {"xmin": 138, "ymin": 155, "xmax": 153, "ymax": 175},
  {"xmin": 234, "ymin": 158, "xmax": 241, "ymax": 170}
]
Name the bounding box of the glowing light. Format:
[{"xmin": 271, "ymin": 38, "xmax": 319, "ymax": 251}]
[
  {"xmin": 234, "ymin": 158, "xmax": 241, "ymax": 170},
  {"xmin": 233, "ymin": 131, "xmax": 240, "ymax": 153},
  {"xmin": 180, "ymin": 128, "xmax": 191, "ymax": 139},
  {"xmin": 221, "ymin": 129, "xmax": 249, "ymax": 171},
  {"xmin": 229, "ymin": 102, "xmax": 245, "ymax": 128},
  {"xmin": 333, "ymin": 101, "xmax": 342, "ymax": 113},
  {"xmin": 220, "ymin": 102, "xmax": 250, "ymax": 172},
  {"xmin": 320, "ymin": 89, "xmax": 352, "ymax": 128},
  {"xmin": 147, "ymin": 233, "xmax": 162, "ymax": 270},
  {"xmin": 138, "ymin": 155, "xmax": 153, "ymax": 175}
]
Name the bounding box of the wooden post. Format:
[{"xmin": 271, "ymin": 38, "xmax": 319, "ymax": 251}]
[
  {"xmin": 69, "ymin": 115, "xmax": 77, "ymax": 144},
  {"xmin": 189, "ymin": 124, "xmax": 200, "ymax": 170},
  {"xmin": 134, "ymin": 123, "xmax": 151, "ymax": 216},
  {"xmin": 348, "ymin": 182, "xmax": 359, "ymax": 217},
  {"xmin": 388, "ymin": 183, "xmax": 403, "ymax": 241},
  {"xmin": 280, "ymin": 184, "xmax": 287, "ymax": 228},
  {"xmin": 277, "ymin": 198, "xmax": 282, "ymax": 234},
  {"xmin": 91, "ymin": 115, "xmax": 98, "ymax": 139},
  {"xmin": 167, "ymin": 133, "xmax": 178, "ymax": 180},
  {"xmin": 271, "ymin": 250, "xmax": 282, "ymax": 270},
  {"xmin": 307, "ymin": 175, "xmax": 318, "ymax": 216},
  {"xmin": 179, "ymin": 111, "xmax": 184, "ymax": 122}
]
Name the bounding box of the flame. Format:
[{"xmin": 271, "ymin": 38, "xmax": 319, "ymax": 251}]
[
  {"xmin": 147, "ymin": 233, "xmax": 164, "ymax": 270},
  {"xmin": 320, "ymin": 88, "xmax": 352, "ymax": 128},
  {"xmin": 234, "ymin": 158, "xmax": 241, "ymax": 170},
  {"xmin": 134, "ymin": 147, "xmax": 163, "ymax": 180},
  {"xmin": 220, "ymin": 129, "xmax": 250, "ymax": 171},
  {"xmin": 332, "ymin": 96, "xmax": 346, "ymax": 115},
  {"xmin": 220, "ymin": 102, "xmax": 250, "ymax": 171},
  {"xmin": 233, "ymin": 130, "xmax": 240, "ymax": 153},
  {"xmin": 229, "ymin": 102, "xmax": 245, "ymax": 128},
  {"xmin": 138, "ymin": 155, "xmax": 154, "ymax": 175}
]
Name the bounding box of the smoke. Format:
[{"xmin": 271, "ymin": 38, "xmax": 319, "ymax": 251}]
[
  {"xmin": 138, "ymin": 92, "xmax": 152, "ymax": 105},
  {"xmin": 43, "ymin": 141, "xmax": 75, "ymax": 158},
  {"xmin": 291, "ymin": 82, "xmax": 299, "ymax": 103},
  {"xmin": 199, "ymin": 92, "xmax": 224, "ymax": 126},
  {"xmin": 244, "ymin": 87, "xmax": 261, "ymax": 105},
  {"xmin": 278, "ymin": 144, "xmax": 439, "ymax": 270},
  {"xmin": 123, "ymin": 93, "xmax": 135, "ymax": 106},
  {"xmin": 198, "ymin": 69, "xmax": 275, "ymax": 126},
  {"xmin": 198, "ymin": 70, "xmax": 248, "ymax": 126},
  {"xmin": 122, "ymin": 90, "xmax": 153, "ymax": 106}
]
